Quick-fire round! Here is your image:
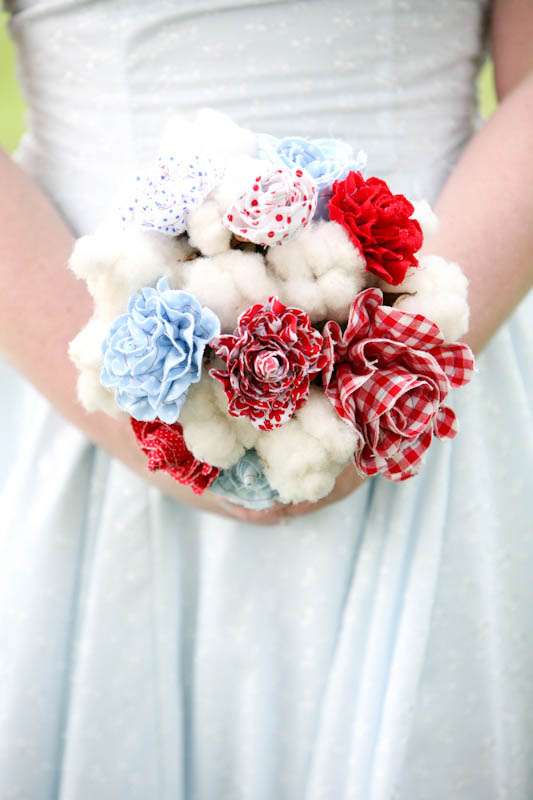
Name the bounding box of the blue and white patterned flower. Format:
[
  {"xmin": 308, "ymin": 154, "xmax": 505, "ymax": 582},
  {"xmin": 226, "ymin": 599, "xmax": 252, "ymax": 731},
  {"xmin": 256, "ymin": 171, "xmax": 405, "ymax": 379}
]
[
  {"xmin": 257, "ymin": 134, "xmax": 366, "ymax": 218},
  {"xmin": 101, "ymin": 277, "xmax": 220, "ymax": 423},
  {"xmin": 120, "ymin": 154, "xmax": 223, "ymax": 236},
  {"xmin": 211, "ymin": 449, "xmax": 278, "ymax": 510}
]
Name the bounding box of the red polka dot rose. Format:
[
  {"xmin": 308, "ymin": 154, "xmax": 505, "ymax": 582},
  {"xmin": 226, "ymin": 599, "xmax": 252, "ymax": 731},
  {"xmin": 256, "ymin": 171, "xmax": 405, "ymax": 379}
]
[
  {"xmin": 211, "ymin": 296, "xmax": 328, "ymax": 431},
  {"xmin": 223, "ymin": 165, "xmax": 317, "ymax": 246},
  {"xmin": 322, "ymin": 288, "xmax": 475, "ymax": 480},
  {"xmin": 328, "ymin": 171, "xmax": 423, "ymax": 285}
]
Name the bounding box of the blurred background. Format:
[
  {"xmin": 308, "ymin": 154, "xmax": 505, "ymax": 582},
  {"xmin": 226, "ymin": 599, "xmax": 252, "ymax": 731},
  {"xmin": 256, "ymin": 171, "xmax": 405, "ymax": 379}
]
[{"xmin": 0, "ymin": 11, "xmax": 497, "ymax": 154}]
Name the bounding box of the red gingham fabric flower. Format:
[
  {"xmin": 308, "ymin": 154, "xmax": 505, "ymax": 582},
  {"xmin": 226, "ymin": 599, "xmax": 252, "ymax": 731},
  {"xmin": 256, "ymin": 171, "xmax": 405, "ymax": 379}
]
[
  {"xmin": 130, "ymin": 418, "xmax": 219, "ymax": 494},
  {"xmin": 322, "ymin": 288, "xmax": 475, "ymax": 481},
  {"xmin": 328, "ymin": 171, "xmax": 423, "ymax": 285},
  {"xmin": 211, "ymin": 296, "xmax": 328, "ymax": 431}
]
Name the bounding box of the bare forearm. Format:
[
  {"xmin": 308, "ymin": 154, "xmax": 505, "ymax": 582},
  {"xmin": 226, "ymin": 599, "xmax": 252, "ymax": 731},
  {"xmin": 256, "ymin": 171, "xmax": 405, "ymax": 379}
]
[
  {"xmin": 428, "ymin": 72, "xmax": 533, "ymax": 353},
  {"xmin": 0, "ymin": 150, "xmax": 234, "ymax": 516}
]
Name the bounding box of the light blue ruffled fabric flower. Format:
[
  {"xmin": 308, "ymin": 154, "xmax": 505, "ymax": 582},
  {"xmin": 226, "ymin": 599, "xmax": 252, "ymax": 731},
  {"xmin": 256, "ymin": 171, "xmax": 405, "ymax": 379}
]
[
  {"xmin": 257, "ymin": 134, "xmax": 366, "ymax": 218},
  {"xmin": 101, "ymin": 277, "xmax": 220, "ymax": 423},
  {"xmin": 211, "ymin": 449, "xmax": 279, "ymax": 510}
]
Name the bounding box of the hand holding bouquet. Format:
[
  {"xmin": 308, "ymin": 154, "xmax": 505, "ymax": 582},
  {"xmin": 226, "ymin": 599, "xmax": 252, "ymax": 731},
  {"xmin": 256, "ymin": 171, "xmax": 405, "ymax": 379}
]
[{"xmin": 69, "ymin": 110, "xmax": 474, "ymax": 509}]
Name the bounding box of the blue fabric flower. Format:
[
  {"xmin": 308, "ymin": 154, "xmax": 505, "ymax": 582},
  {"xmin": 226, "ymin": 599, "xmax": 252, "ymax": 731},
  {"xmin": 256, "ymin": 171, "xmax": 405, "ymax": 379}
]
[
  {"xmin": 211, "ymin": 449, "xmax": 279, "ymax": 510},
  {"xmin": 101, "ymin": 277, "xmax": 220, "ymax": 423},
  {"xmin": 257, "ymin": 134, "xmax": 366, "ymax": 218}
]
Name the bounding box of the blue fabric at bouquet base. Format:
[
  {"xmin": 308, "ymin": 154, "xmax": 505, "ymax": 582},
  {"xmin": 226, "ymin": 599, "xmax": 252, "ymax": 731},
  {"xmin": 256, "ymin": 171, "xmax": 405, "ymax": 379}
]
[{"xmin": 210, "ymin": 449, "xmax": 279, "ymax": 510}]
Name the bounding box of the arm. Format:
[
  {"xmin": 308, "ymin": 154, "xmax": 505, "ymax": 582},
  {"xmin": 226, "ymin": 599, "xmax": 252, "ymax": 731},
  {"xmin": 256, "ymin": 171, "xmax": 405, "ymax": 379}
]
[
  {"xmin": 0, "ymin": 150, "xmax": 266, "ymax": 520},
  {"xmin": 428, "ymin": 0, "xmax": 533, "ymax": 353},
  {"xmin": 287, "ymin": 0, "xmax": 533, "ymax": 517}
]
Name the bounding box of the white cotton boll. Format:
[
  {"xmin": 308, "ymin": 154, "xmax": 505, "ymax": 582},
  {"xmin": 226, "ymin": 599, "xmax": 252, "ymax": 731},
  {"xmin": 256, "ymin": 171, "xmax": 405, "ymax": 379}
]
[
  {"xmin": 179, "ymin": 250, "xmax": 279, "ymax": 333},
  {"xmin": 68, "ymin": 316, "xmax": 108, "ymax": 371},
  {"xmin": 281, "ymin": 278, "xmax": 327, "ymax": 322},
  {"xmin": 299, "ymin": 221, "xmax": 365, "ymax": 280},
  {"xmin": 229, "ymin": 251, "xmax": 279, "ymax": 305},
  {"xmin": 178, "ymin": 256, "xmax": 245, "ymax": 332},
  {"xmin": 76, "ymin": 369, "xmax": 120, "ymax": 417},
  {"xmin": 297, "ymin": 389, "xmax": 358, "ymax": 464},
  {"xmin": 378, "ymin": 254, "xmax": 468, "ymax": 296},
  {"xmin": 266, "ymin": 221, "xmax": 366, "ymax": 323},
  {"xmin": 316, "ymin": 269, "xmax": 361, "ymax": 323},
  {"xmin": 257, "ymin": 424, "xmax": 326, "ymax": 477},
  {"xmin": 418, "ymin": 254, "xmax": 468, "ymax": 296},
  {"xmin": 159, "ymin": 109, "xmax": 258, "ymax": 160},
  {"xmin": 195, "ymin": 109, "xmax": 257, "ymax": 156},
  {"xmin": 235, "ymin": 418, "xmax": 260, "ymax": 451},
  {"xmin": 181, "ymin": 378, "xmax": 217, "ymax": 421},
  {"xmin": 211, "ymin": 376, "xmax": 259, "ymax": 450},
  {"xmin": 388, "ymin": 255, "xmax": 470, "ymax": 340},
  {"xmin": 102, "ymin": 227, "xmax": 192, "ymax": 290},
  {"xmin": 260, "ymin": 433, "xmax": 340, "ymax": 502},
  {"xmin": 267, "ymin": 221, "xmax": 364, "ymax": 282},
  {"xmin": 255, "ymin": 397, "xmax": 354, "ymax": 504},
  {"xmin": 186, "ymin": 199, "xmax": 232, "ymax": 256},
  {"xmin": 412, "ymin": 199, "xmax": 439, "ymax": 240},
  {"xmin": 266, "ymin": 232, "xmax": 314, "ymax": 282},
  {"xmin": 70, "ymin": 225, "xmax": 189, "ymax": 283},
  {"xmin": 69, "ymin": 234, "xmax": 107, "ymax": 280},
  {"xmin": 395, "ymin": 291, "xmax": 470, "ymax": 341},
  {"xmin": 183, "ymin": 419, "xmax": 243, "ymax": 469},
  {"xmin": 179, "ymin": 376, "xmax": 257, "ymax": 469},
  {"xmin": 282, "ymin": 469, "xmax": 338, "ymax": 505},
  {"xmin": 213, "ymin": 155, "xmax": 271, "ymax": 209},
  {"xmin": 70, "ymin": 224, "xmax": 192, "ymax": 321}
]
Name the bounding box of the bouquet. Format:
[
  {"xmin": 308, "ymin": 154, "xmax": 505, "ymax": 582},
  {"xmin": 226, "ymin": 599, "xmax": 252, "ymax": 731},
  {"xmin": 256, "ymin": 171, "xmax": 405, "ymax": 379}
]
[{"xmin": 68, "ymin": 110, "xmax": 475, "ymax": 509}]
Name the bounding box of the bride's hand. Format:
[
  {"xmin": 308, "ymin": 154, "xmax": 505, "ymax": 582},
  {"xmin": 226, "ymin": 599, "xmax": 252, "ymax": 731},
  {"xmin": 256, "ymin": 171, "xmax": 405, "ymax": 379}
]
[{"xmin": 219, "ymin": 465, "xmax": 366, "ymax": 526}]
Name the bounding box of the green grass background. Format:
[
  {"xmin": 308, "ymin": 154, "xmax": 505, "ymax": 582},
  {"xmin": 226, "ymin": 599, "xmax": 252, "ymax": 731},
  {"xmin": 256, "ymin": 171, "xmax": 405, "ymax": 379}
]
[{"xmin": 0, "ymin": 12, "xmax": 497, "ymax": 154}]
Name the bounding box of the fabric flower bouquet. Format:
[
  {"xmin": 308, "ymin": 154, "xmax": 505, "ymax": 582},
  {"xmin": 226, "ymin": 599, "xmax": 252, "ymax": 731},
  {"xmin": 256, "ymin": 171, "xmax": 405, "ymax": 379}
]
[{"xmin": 69, "ymin": 110, "xmax": 475, "ymax": 509}]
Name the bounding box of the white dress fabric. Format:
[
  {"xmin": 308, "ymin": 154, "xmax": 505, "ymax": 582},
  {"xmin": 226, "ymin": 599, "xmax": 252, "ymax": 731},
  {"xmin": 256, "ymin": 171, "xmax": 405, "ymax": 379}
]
[{"xmin": 1, "ymin": 1, "xmax": 532, "ymax": 798}]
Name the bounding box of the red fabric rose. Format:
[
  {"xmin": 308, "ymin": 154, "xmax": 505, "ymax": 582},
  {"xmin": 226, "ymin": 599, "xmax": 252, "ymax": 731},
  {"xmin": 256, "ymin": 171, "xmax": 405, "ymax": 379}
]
[
  {"xmin": 328, "ymin": 171, "xmax": 423, "ymax": 285},
  {"xmin": 322, "ymin": 288, "xmax": 474, "ymax": 481},
  {"xmin": 211, "ymin": 296, "xmax": 328, "ymax": 431},
  {"xmin": 130, "ymin": 418, "xmax": 219, "ymax": 494}
]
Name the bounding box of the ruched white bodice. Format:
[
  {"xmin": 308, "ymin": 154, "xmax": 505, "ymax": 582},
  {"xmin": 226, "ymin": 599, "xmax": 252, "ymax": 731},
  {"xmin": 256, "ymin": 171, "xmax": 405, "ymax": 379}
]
[{"xmin": 10, "ymin": 0, "xmax": 488, "ymax": 228}]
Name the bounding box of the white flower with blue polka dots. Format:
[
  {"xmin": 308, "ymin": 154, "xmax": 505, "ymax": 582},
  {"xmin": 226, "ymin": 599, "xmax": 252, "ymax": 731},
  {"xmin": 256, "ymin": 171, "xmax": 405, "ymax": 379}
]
[{"xmin": 120, "ymin": 154, "xmax": 223, "ymax": 236}]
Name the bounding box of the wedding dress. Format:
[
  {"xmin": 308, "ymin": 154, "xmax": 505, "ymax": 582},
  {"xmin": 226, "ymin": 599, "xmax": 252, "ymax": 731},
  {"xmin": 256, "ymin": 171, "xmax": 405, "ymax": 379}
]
[{"xmin": 1, "ymin": 1, "xmax": 532, "ymax": 798}]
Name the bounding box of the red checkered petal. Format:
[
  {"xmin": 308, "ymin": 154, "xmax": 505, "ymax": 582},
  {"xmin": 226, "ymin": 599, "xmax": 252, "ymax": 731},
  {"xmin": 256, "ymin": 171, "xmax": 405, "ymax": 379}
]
[
  {"xmin": 353, "ymin": 366, "xmax": 418, "ymax": 422},
  {"xmin": 380, "ymin": 426, "xmax": 433, "ymax": 481},
  {"xmin": 372, "ymin": 306, "xmax": 444, "ymax": 350},
  {"xmin": 431, "ymin": 343, "xmax": 475, "ymax": 388},
  {"xmin": 344, "ymin": 288, "xmax": 383, "ymax": 345},
  {"xmin": 381, "ymin": 386, "xmax": 437, "ymax": 439},
  {"xmin": 433, "ymin": 405, "xmax": 458, "ymax": 439}
]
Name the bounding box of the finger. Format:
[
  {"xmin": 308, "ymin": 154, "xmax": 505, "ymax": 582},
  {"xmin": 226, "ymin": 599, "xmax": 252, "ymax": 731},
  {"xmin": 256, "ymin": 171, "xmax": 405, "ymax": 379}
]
[{"xmin": 215, "ymin": 499, "xmax": 291, "ymax": 526}]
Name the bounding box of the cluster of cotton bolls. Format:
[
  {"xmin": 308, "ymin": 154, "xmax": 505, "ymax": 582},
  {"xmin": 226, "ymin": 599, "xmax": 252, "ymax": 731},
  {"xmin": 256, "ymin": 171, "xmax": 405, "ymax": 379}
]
[
  {"xmin": 255, "ymin": 389, "xmax": 359, "ymax": 504},
  {"xmin": 68, "ymin": 108, "xmax": 471, "ymax": 507}
]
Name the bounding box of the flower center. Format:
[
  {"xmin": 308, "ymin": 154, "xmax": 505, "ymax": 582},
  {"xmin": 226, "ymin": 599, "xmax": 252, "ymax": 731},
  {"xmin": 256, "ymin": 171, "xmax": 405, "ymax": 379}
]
[{"xmin": 254, "ymin": 350, "xmax": 288, "ymax": 382}]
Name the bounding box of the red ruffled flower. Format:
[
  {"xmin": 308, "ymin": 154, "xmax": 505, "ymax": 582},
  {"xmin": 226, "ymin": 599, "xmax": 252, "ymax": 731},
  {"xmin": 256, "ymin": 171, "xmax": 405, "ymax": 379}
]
[
  {"xmin": 211, "ymin": 296, "xmax": 328, "ymax": 431},
  {"xmin": 328, "ymin": 171, "xmax": 423, "ymax": 285},
  {"xmin": 130, "ymin": 418, "xmax": 219, "ymax": 494},
  {"xmin": 322, "ymin": 288, "xmax": 474, "ymax": 481}
]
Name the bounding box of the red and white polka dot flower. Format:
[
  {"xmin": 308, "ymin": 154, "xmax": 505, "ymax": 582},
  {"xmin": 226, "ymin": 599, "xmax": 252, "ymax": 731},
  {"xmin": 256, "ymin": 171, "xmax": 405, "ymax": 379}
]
[
  {"xmin": 210, "ymin": 296, "xmax": 328, "ymax": 431},
  {"xmin": 223, "ymin": 165, "xmax": 318, "ymax": 246}
]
